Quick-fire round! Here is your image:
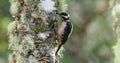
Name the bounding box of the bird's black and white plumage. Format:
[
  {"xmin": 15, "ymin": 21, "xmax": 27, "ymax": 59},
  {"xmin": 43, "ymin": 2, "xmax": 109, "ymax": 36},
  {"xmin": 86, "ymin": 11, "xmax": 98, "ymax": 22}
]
[{"xmin": 55, "ymin": 12, "xmax": 73, "ymax": 55}]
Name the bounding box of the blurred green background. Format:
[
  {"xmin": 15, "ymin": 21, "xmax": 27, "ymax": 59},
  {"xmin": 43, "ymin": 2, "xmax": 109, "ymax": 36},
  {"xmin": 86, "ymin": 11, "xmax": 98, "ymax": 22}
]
[{"xmin": 0, "ymin": 0, "xmax": 116, "ymax": 63}]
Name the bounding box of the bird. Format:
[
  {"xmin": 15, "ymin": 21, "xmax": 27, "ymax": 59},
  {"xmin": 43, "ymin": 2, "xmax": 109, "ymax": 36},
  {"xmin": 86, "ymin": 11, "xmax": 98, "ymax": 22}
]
[{"xmin": 55, "ymin": 12, "xmax": 73, "ymax": 55}]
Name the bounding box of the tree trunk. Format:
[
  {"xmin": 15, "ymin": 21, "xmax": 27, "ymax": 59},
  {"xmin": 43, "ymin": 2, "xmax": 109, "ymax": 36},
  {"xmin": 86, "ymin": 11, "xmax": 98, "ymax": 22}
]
[
  {"xmin": 8, "ymin": 0, "xmax": 67, "ymax": 63},
  {"xmin": 112, "ymin": 0, "xmax": 120, "ymax": 63}
]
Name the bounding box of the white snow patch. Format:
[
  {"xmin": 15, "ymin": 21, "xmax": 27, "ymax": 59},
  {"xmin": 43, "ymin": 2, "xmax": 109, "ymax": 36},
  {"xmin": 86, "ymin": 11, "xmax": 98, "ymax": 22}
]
[
  {"xmin": 40, "ymin": 0, "xmax": 56, "ymax": 13},
  {"xmin": 37, "ymin": 31, "xmax": 51, "ymax": 40}
]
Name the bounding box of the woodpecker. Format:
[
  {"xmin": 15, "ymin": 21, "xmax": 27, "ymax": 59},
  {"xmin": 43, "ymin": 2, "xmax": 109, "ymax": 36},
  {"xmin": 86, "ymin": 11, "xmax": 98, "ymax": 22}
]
[{"xmin": 55, "ymin": 12, "xmax": 73, "ymax": 55}]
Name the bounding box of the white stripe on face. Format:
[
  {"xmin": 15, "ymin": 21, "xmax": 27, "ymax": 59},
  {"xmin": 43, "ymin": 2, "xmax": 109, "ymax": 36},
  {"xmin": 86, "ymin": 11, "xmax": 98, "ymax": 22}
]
[{"xmin": 64, "ymin": 16, "xmax": 69, "ymax": 19}]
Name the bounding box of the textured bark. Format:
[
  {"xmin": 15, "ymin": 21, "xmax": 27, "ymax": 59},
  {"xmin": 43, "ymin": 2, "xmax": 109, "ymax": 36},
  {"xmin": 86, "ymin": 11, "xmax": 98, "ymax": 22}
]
[
  {"xmin": 112, "ymin": 0, "xmax": 120, "ymax": 63},
  {"xmin": 8, "ymin": 0, "xmax": 67, "ymax": 63}
]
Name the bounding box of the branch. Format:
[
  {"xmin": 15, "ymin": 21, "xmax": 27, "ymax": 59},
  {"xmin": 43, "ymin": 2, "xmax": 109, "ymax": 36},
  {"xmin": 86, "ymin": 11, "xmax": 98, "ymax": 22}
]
[{"xmin": 81, "ymin": 0, "xmax": 109, "ymax": 35}]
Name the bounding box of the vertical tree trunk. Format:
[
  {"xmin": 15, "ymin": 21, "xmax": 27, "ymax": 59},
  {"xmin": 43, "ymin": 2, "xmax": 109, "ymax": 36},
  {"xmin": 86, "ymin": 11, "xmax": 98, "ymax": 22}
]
[
  {"xmin": 111, "ymin": 0, "xmax": 120, "ymax": 63},
  {"xmin": 8, "ymin": 0, "xmax": 67, "ymax": 63}
]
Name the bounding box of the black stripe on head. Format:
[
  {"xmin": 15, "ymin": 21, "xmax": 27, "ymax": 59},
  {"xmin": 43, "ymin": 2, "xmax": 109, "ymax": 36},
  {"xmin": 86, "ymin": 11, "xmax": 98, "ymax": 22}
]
[{"xmin": 61, "ymin": 12, "xmax": 68, "ymax": 16}]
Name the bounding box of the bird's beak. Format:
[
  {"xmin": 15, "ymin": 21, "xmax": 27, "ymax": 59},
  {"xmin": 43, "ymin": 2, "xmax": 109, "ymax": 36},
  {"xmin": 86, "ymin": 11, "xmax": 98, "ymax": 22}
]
[{"xmin": 56, "ymin": 10, "xmax": 61, "ymax": 15}]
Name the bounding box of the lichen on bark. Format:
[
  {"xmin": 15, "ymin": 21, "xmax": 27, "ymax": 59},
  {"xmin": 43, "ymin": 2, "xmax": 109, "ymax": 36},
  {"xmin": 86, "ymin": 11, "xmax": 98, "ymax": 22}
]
[
  {"xmin": 8, "ymin": 0, "xmax": 68, "ymax": 63},
  {"xmin": 111, "ymin": 0, "xmax": 120, "ymax": 63}
]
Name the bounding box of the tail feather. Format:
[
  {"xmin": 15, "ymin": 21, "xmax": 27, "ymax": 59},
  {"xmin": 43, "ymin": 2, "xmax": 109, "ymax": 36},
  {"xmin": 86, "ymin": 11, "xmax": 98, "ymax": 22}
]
[{"xmin": 55, "ymin": 45, "xmax": 62, "ymax": 55}]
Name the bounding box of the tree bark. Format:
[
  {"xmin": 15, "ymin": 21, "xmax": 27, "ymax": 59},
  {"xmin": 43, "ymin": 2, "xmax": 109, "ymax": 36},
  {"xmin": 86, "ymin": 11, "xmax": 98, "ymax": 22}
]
[{"xmin": 111, "ymin": 0, "xmax": 120, "ymax": 63}]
